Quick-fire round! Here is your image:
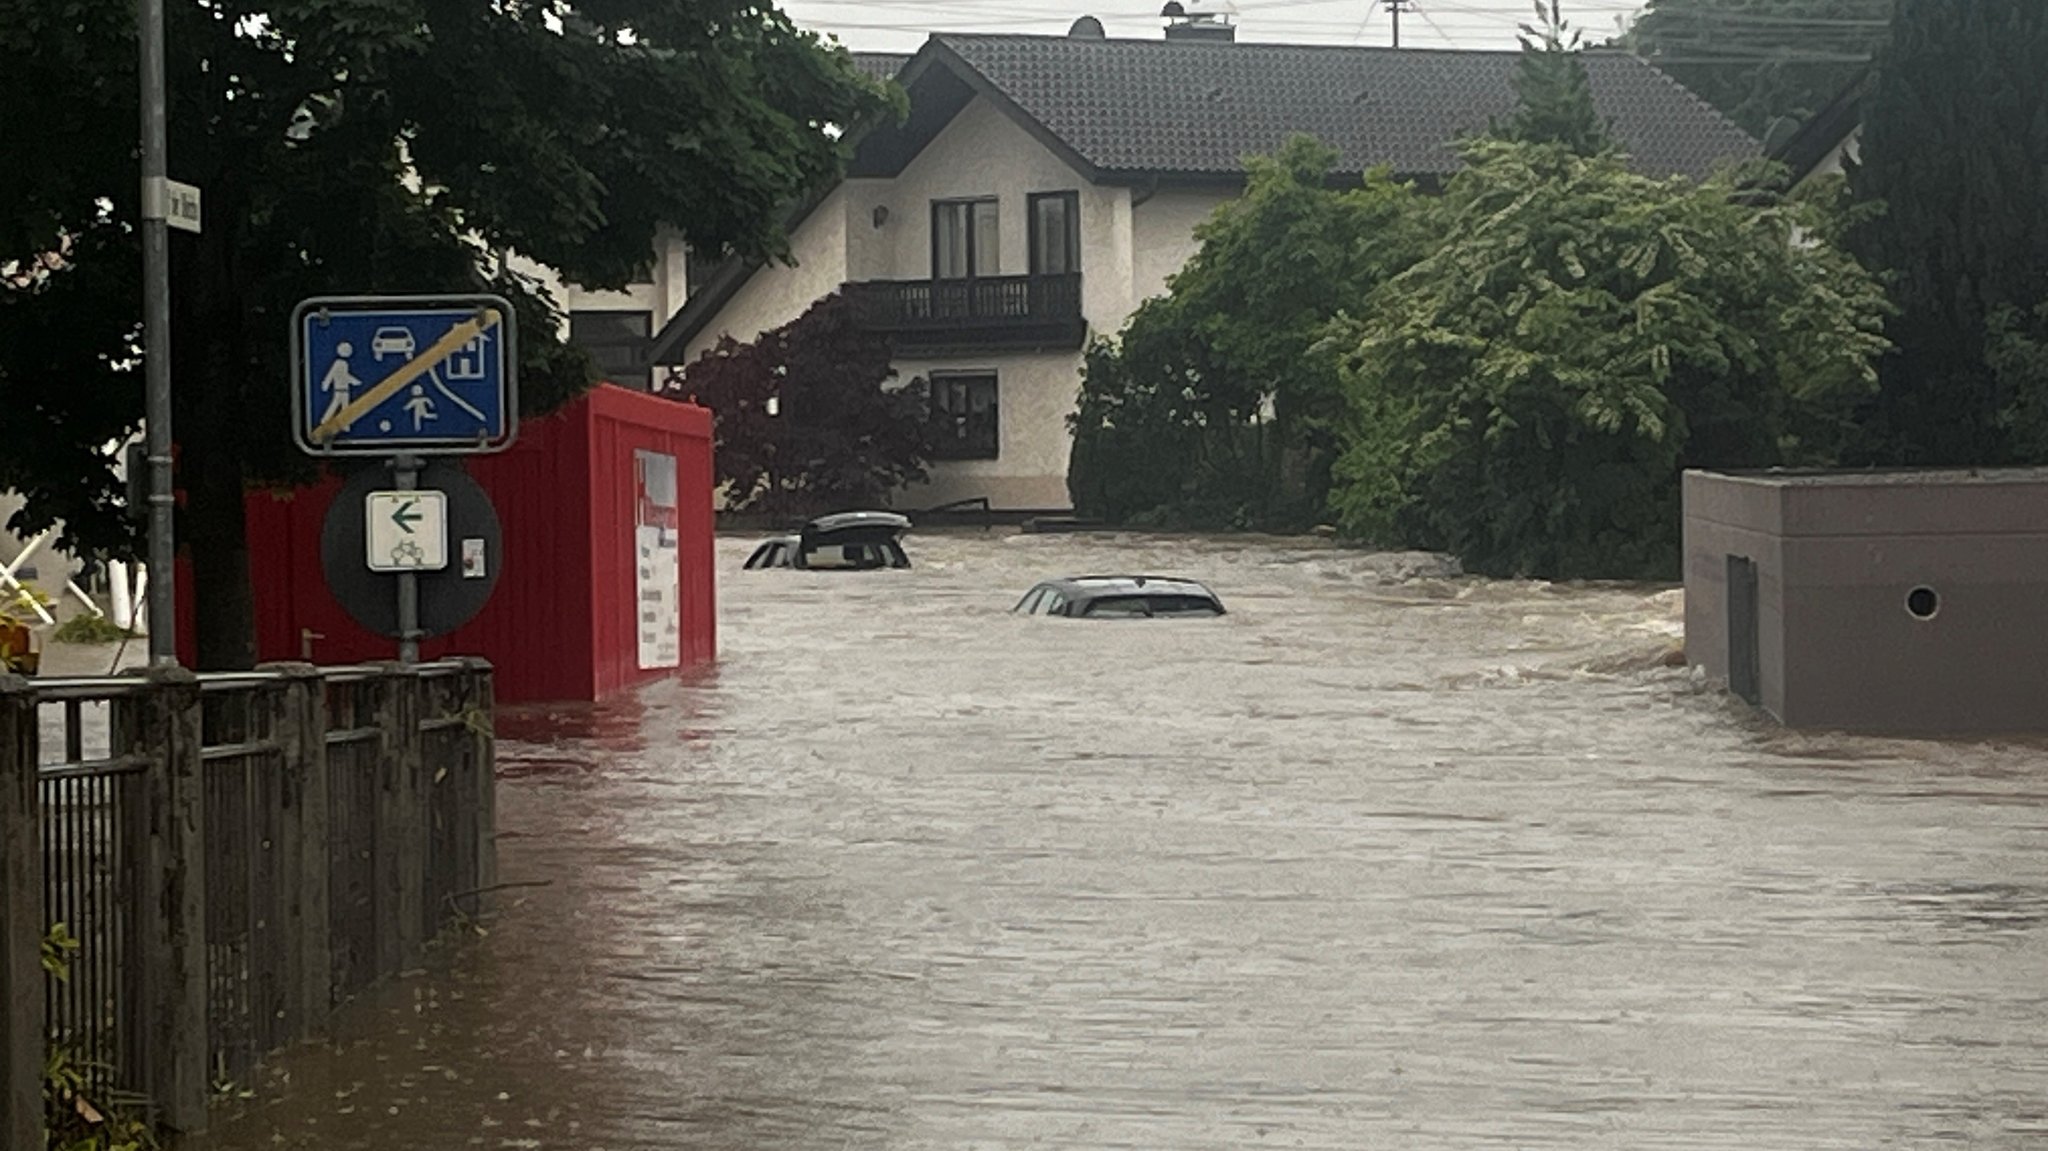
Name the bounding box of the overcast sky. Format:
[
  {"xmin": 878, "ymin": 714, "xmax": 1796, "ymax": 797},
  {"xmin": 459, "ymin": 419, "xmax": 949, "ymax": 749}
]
[{"xmin": 781, "ymin": 0, "xmax": 1653, "ymax": 54}]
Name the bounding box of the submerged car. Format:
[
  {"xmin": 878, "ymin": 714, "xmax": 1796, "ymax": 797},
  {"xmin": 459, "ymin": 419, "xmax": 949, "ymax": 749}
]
[
  {"xmin": 1013, "ymin": 575, "xmax": 1225, "ymax": 619},
  {"xmin": 744, "ymin": 511, "xmax": 912, "ymax": 571}
]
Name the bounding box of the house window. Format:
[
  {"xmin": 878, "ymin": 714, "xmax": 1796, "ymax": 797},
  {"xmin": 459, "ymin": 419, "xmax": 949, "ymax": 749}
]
[
  {"xmin": 929, "ymin": 372, "xmax": 999, "ymax": 460},
  {"xmin": 932, "ymin": 198, "xmax": 1000, "ymax": 279},
  {"xmin": 1029, "ymin": 192, "xmax": 1080, "ymax": 276},
  {"xmin": 569, "ymin": 310, "xmax": 651, "ymax": 391},
  {"xmin": 683, "ymin": 245, "xmax": 722, "ymax": 300}
]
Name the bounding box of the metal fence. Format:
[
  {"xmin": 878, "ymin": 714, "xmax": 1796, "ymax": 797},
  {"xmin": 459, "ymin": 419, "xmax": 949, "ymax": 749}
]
[{"xmin": 0, "ymin": 659, "xmax": 496, "ymax": 1146}]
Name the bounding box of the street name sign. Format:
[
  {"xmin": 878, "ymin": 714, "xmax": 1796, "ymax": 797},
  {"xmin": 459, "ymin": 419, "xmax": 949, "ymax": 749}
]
[
  {"xmin": 143, "ymin": 177, "xmax": 203, "ymax": 234},
  {"xmin": 365, "ymin": 490, "xmax": 448, "ymax": 572},
  {"xmin": 293, "ymin": 294, "xmax": 518, "ymax": 456}
]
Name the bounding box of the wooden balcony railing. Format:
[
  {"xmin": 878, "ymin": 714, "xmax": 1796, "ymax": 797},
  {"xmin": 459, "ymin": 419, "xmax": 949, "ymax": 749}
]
[{"xmin": 843, "ymin": 273, "xmax": 1086, "ymax": 351}]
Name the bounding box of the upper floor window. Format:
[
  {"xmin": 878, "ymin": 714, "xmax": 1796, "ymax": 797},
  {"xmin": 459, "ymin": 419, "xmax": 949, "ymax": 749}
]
[
  {"xmin": 933, "ymin": 198, "xmax": 1000, "ymax": 280},
  {"xmin": 569, "ymin": 309, "xmax": 651, "ymax": 391},
  {"xmin": 1029, "ymin": 192, "xmax": 1080, "ymax": 276},
  {"xmin": 683, "ymin": 245, "xmax": 722, "ymax": 300}
]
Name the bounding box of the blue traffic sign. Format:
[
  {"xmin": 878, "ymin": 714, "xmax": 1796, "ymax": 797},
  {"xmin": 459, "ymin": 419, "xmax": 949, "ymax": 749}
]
[{"xmin": 293, "ymin": 295, "xmax": 518, "ymax": 455}]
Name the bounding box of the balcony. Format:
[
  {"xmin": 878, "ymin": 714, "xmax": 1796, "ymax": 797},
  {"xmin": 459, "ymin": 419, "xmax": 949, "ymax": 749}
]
[{"xmin": 843, "ymin": 273, "xmax": 1086, "ymax": 353}]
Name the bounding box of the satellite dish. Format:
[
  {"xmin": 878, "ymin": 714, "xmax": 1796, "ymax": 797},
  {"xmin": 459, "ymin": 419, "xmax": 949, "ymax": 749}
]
[
  {"xmin": 1162, "ymin": 1, "xmax": 1186, "ymax": 17},
  {"xmin": 1069, "ymin": 14, "xmax": 1106, "ymax": 37}
]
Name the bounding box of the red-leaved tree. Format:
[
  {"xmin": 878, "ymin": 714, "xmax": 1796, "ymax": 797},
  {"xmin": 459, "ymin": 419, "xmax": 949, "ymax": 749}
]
[{"xmin": 662, "ymin": 294, "xmax": 932, "ymax": 518}]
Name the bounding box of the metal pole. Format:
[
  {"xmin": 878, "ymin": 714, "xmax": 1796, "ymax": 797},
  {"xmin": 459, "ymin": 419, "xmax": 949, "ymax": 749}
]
[
  {"xmin": 139, "ymin": 0, "xmax": 178, "ymax": 665},
  {"xmin": 393, "ymin": 456, "xmax": 421, "ymax": 663}
]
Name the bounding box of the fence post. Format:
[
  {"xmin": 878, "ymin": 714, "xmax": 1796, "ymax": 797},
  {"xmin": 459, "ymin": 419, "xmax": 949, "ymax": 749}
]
[
  {"xmin": 133, "ymin": 666, "xmax": 208, "ymax": 1134},
  {"xmin": 0, "ymin": 675, "xmax": 41, "ymax": 1151},
  {"xmin": 467, "ymin": 659, "xmax": 497, "ymax": 899},
  {"xmin": 373, "ymin": 666, "xmax": 425, "ymax": 976},
  {"xmin": 259, "ymin": 663, "xmax": 332, "ymax": 1039}
]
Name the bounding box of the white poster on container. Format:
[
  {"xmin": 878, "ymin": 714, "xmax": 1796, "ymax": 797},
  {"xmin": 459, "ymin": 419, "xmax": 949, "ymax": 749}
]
[{"xmin": 634, "ymin": 449, "xmax": 681, "ymax": 669}]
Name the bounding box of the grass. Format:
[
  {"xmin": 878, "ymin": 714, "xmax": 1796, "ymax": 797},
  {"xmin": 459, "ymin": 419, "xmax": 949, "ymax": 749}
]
[{"xmin": 52, "ymin": 614, "xmax": 134, "ymax": 645}]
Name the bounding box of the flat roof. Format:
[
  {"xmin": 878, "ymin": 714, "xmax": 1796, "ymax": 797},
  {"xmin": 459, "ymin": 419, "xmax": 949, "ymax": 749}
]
[{"xmin": 1691, "ymin": 467, "xmax": 2048, "ymax": 488}]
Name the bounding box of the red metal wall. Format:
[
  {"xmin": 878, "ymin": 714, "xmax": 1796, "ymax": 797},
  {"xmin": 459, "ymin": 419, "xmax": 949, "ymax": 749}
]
[{"xmin": 180, "ymin": 385, "xmax": 716, "ymax": 702}]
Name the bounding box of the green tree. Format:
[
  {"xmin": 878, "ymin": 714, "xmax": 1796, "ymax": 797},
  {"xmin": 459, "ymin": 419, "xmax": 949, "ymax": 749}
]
[
  {"xmin": 1328, "ymin": 137, "xmax": 1890, "ymax": 578},
  {"xmin": 1990, "ymin": 303, "xmax": 2048, "ymax": 460},
  {"xmin": 1846, "ymin": 0, "xmax": 2048, "ymax": 466},
  {"xmin": 666, "ymin": 294, "xmax": 932, "ymax": 518},
  {"xmin": 0, "ymin": 0, "xmax": 892, "ymax": 667},
  {"xmin": 1626, "ymin": 0, "xmax": 1890, "ymax": 147},
  {"xmin": 1068, "ymin": 136, "xmax": 1427, "ymax": 529},
  {"xmin": 1505, "ymin": 3, "xmax": 1613, "ymax": 155}
]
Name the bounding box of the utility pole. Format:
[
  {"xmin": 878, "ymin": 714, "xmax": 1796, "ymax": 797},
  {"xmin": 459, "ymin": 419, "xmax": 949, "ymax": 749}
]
[
  {"xmin": 139, "ymin": 0, "xmax": 178, "ymax": 665},
  {"xmin": 1387, "ymin": 0, "xmax": 1412, "ymax": 48}
]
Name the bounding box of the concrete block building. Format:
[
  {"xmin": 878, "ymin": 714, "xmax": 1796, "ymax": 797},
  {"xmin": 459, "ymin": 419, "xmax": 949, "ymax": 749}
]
[{"xmin": 1683, "ymin": 468, "xmax": 2048, "ymax": 736}]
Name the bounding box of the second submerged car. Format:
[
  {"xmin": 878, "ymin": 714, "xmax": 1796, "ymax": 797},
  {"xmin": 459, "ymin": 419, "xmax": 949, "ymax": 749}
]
[{"xmin": 1013, "ymin": 575, "xmax": 1225, "ymax": 619}]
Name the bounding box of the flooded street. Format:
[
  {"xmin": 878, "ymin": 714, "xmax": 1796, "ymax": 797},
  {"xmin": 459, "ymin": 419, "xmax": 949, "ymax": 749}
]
[{"xmin": 192, "ymin": 531, "xmax": 2048, "ymax": 1150}]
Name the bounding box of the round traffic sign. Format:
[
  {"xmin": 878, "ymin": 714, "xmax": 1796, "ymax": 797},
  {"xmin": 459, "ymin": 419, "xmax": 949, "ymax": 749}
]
[{"xmin": 321, "ymin": 459, "xmax": 502, "ymax": 640}]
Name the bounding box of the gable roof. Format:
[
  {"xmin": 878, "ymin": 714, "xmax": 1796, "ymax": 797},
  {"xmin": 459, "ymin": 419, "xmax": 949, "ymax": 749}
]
[
  {"xmin": 868, "ymin": 35, "xmax": 1758, "ymax": 184},
  {"xmin": 651, "ymin": 34, "xmax": 1758, "ymax": 364}
]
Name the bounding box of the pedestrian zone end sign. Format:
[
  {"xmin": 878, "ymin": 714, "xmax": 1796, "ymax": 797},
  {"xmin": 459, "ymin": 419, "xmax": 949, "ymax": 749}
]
[
  {"xmin": 365, "ymin": 490, "xmax": 448, "ymax": 572},
  {"xmin": 293, "ymin": 295, "xmax": 518, "ymax": 456}
]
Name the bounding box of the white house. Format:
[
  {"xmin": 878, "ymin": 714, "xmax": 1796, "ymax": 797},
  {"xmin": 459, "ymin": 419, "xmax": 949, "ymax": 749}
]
[{"xmin": 644, "ymin": 14, "xmax": 1760, "ymax": 513}]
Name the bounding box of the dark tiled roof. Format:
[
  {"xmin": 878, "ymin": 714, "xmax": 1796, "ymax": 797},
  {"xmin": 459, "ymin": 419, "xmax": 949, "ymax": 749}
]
[
  {"xmin": 934, "ymin": 35, "xmax": 1758, "ymax": 181},
  {"xmin": 852, "ymin": 51, "xmax": 912, "ymax": 82}
]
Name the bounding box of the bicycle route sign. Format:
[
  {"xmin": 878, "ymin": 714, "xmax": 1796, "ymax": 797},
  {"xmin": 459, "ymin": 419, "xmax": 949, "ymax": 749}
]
[
  {"xmin": 292, "ymin": 294, "xmax": 519, "ymax": 456},
  {"xmin": 364, "ymin": 490, "xmax": 448, "ymax": 572}
]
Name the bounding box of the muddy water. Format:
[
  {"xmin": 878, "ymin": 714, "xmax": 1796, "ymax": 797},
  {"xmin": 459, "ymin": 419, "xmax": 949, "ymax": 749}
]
[{"xmin": 191, "ymin": 532, "xmax": 2048, "ymax": 1150}]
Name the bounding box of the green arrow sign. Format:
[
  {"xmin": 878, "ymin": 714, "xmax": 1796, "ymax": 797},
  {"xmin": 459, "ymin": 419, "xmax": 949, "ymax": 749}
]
[{"xmin": 390, "ymin": 499, "xmax": 422, "ymax": 534}]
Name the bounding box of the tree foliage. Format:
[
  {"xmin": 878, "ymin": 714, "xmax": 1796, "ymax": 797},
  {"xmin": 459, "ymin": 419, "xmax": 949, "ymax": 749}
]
[
  {"xmin": 1846, "ymin": 0, "xmax": 2048, "ymax": 466},
  {"xmin": 1626, "ymin": 0, "xmax": 1890, "ymax": 147},
  {"xmin": 1505, "ymin": 3, "xmax": 1613, "ymax": 156},
  {"xmin": 0, "ymin": 0, "xmax": 893, "ymax": 666},
  {"xmin": 1989, "ymin": 303, "xmax": 2048, "ymax": 461},
  {"xmin": 1328, "ymin": 137, "xmax": 1890, "ymax": 578},
  {"xmin": 665, "ymin": 294, "xmax": 932, "ymax": 518},
  {"xmin": 1068, "ymin": 137, "xmax": 1428, "ymax": 530}
]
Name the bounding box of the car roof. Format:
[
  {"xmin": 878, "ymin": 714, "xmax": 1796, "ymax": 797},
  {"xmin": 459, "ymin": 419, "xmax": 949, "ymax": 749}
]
[
  {"xmin": 1034, "ymin": 575, "xmax": 1217, "ymax": 598},
  {"xmin": 806, "ymin": 510, "xmax": 911, "ymax": 534}
]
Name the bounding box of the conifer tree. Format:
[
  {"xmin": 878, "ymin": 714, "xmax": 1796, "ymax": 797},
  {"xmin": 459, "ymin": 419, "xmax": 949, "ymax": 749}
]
[
  {"xmin": 1848, "ymin": 0, "xmax": 2048, "ymax": 464},
  {"xmin": 1506, "ymin": 3, "xmax": 1613, "ymax": 156}
]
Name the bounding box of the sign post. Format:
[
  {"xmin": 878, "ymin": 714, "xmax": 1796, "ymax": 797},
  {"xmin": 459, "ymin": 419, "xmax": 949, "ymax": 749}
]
[{"xmin": 293, "ymin": 295, "xmax": 517, "ymax": 662}]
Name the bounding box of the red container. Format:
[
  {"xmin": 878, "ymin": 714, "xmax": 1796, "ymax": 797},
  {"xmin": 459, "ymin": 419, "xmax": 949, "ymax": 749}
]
[{"xmin": 181, "ymin": 385, "xmax": 716, "ymax": 702}]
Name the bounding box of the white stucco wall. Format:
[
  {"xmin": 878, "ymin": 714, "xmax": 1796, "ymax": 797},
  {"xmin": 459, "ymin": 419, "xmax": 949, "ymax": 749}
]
[
  {"xmin": 841, "ymin": 96, "xmax": 1134, "ymax": 337},
  {"xmin": 1131, "ymin": 189, "xmax": 1229, "ymax": 311},
  {"xmin": 894, "ymin": 351, "xmax": 1082, "ymax": 511},
  {"xmin": 682, "ymin": 186, "xmax": 852, "ymax": 360}
]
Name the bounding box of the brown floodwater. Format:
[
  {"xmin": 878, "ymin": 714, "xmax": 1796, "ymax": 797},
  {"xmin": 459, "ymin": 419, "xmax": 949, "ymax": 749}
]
[{"xmin": 188, "ymin": 531, "xmax": 2048, "ymax": 1150}]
